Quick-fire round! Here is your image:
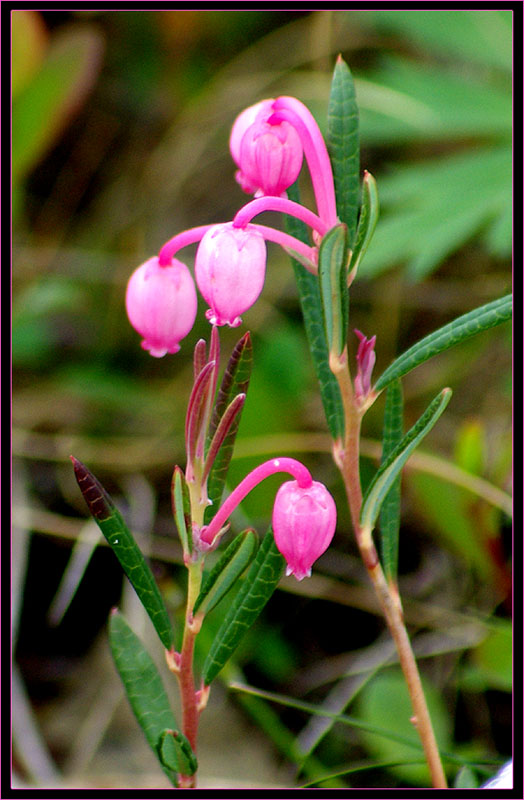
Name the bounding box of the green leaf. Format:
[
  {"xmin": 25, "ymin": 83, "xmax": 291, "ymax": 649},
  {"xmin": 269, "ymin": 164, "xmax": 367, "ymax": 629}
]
[
  {"xmin": 202, "ymin": 530, "xmax": 285, "ymax": 685},
  {"xmin": 157, "ymin": 729, "xmax": 197, "ymax": 777},
  {"xmin": 454, "ymin": 766, "xmax": 479, "ymax": 788},
  {"xmin": 108, "ymin": 611, "xmax": 178, "ymax": 786},
  {"xmin": 470, "ymin": 621, "xmax": 512, "ymax": 692},
  {"xmin": 205, "ymin": 333, "xmax": 252, "ymax": 523},
  {"xmin": 360, "ymin": 389, "xmax": 452, "ymax": 533},
  {"xmin": 359, "ymin": 9, "xmax": 512, "ymax": 72},
  {"xmin": 193, "ymin": 529, "xmax": 258, "ymax": 616},
  {"xmin": 327, "ymin": 56, "xmax": 360, "ymax": 246},
  {"xmin": 358, "ymin": 59, "xmax": 511, "ymax": 145},
  {"xmin": 356, "ymin": 669, "xmax": 452, "ymax": 785},
  {"xmin": 171, "ymin": 466, "xmax": 192, "ymax": 555},
  {"xmin": 379, "ymin": 381, "xmax": 404, "ymax": 582},
  {"xmin": 318, "ymin": 224, "xmax": 349, "ymax": 357},
  {"xmin": 348, "ymin": 171, "xmax": 379, "ymax": 278},
  {"xmin": 13, "ymin": 25, "xmax": 103, "ymax": 183},
  {"xmin": 374, "ymin": 294, "xmax": 512, "ymax": 392},
  {"xmin": 359, "ymin": 146, "xmax": 511, "ymax": 278},
  {"xmin": 407, "ymin": 472, "xmax": 495, "ymax": 579},
  {"xmin": 71, "ymin": 457, "xmax": 174, "ymax": 650},
  {"xmin": 286, "ymin": 182, "xmax": 344, "ymax": 440}
]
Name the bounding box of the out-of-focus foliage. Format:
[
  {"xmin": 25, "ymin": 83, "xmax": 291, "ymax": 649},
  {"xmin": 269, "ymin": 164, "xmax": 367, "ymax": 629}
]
[{"xmin": 352, "ymin": 9, "xmax": 512, "ymax": 279}]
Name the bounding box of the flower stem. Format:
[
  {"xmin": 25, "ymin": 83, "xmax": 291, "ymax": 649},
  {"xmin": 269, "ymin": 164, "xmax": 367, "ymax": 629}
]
[
  {"xmin": 250, "ymin": 224, "xmax": 318, "ymax": 273},
  {"xmin": 233, "ymin": 197, "xmax": 329, "ymax": 236},
  {"xmin": 271, "ymin": 97, "xmax": 338, "ymax": 228},
  {"xmin": 158, "ymin": 225, "xmax": 215, "ymax": 266},
  {"xmin": 330, "ymin": 353, "xmax": 448, "ymax": 789},
  {"xmin": 200, "ymin": 457, "xmax": 312, "ymax": 545},
  {"xmin": 173, "ymin": 559, "xmax": 204, "ymax": 788}
]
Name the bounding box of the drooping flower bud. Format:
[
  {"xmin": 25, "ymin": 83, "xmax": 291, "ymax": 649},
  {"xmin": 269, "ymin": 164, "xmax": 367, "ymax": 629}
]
[
  {"xmin": 125, "ymin": 256, "xmax": 197, "ymax": 357},
  {"xmin": 354, "ymin": 329, "xmax": 376, "ymax": 401},
  {"xmin": 230, "ymin": 99, "xmax": 303, "ymax": 197},
  {"xmin": 272, "ymin": 480, "xmax": 337, "ymax": 581},
  {"xmin": 195, "ymin": 223, "xmax": 266, "ymax": 327}
]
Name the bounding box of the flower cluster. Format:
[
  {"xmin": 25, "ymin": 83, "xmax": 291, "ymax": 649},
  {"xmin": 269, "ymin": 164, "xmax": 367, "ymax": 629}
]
[
  {"xmin": 126, "ymin": 96, "xmax": 344, "ymax": 579},
  {"xmin": 125, "ymin": 95, "xmax": 338, "ymax": 355}
]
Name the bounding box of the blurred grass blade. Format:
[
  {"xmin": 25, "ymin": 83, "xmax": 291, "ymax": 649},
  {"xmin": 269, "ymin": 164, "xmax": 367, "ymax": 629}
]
[
  {"xmin": 286, "ymin": 182, "xmax": 344, "ymax": 440},
  {"xmin": 171, "ymin": 466, "xmax": 192, "ymax": 555},
  {"xmin": 318, "ymin": 224, "xmax": 349, "ymax": 358},
  {"xmin": 361, "ymin": 389, "xmax": 452, "ymax": 533},
  {"xmin": 194, "ymin": 529, "xmax": 258, "ymax": 616},
  {"xmin": 349, "ymin": 171, "xmax": 379, "ymax": 279},
  {"xmin": 374, "ymin": 294, "xmax": 512, "ymax": 392},
  {"xmin": 47, "ymin": 518, "xmax": 101, "ymax": 625},
  {"xmin": 379, "ymin": 380, "xmax": 404, "ymax": 582},
  {"xmin": 157, "ymin": 729, "xmax": 197, "ymax": 777},
  {"xmin": 327, "ymin": 55, "xmax": 360, "ymax": 247},
  {"xmin": 202, "ymin": 530, "xmax": 285, "ymax": 685},
  {"xmin": 108, "ymin": 611, "xmax": 178, "ymax": 786},
  {"xmin": 205, "ymin": 333, "xmax": 252, "ymax": 522},
  {"xmin": 71, "ymin": 456, "xmax": 174, "ymax": 650}
]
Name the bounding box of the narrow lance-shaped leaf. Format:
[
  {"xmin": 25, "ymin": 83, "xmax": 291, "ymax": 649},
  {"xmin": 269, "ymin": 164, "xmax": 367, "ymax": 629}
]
[
  {"xmin": 185, "ymin": 360, "xmax": 216, "ymax": 468},
  {"xmin": 348, "ymin": 171, "xmax": 379, "ymax": 281},
  {"xmin": 108, "ymin": 611, "xmax": 180, "ymax": 786},
  {"xmin": 157, "ymin": 729, "xmax": 197, "ymax": 777},
  {"xmin": 71, "ymin": 456, "xmax": 174, "ymax": 650},
  {"xmin": 286, "ymin": 181, "xmax": 344, "ymax": 440},
  {"xmin": 374, "ymin": 294, "xmax": 512, "ymax": 392},
  {"xmin": 171, "ymin": 466, "xmax": 192, "ymax": 555},
  {"xmin": 202, "ymin": 393, "xmax": 246, "ymax": 485},
  {"xmin": 193, "ymin": 529, "xmax": 258, "ymax": 616},
  {"xmin": 318, "ymin": 224, "xmax": 349, "ymax": 358},
  {"xmin": 204, "ymin": 333, "xmax": 252, "ymax": 523},
  {"xmin": 202, "ymin": 530, "xmax": 285, "ymax": 686},
  {"xmin": 193, "ymin": 338, "xmax": 207, "ymax": 381},
  {"xmin": 327, "ymin": 55, "xmax": 360, "ymax": 247},
  {"xmin": 379, "ymin": 380, "xmax": 404, "ymax": 582},
  {"xmin": 360, "ymin": 388, "xmax": 452, "ymax": 534}
]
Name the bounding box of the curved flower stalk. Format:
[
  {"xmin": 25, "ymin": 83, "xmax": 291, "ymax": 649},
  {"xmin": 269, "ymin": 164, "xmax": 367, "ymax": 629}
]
[
  {"xmin": 199, "ymin": 457, "xmax": 336, "ymax": 579},
  {"xmin": 270, "ymin": 96, "xmax": 338, "ymax": 228}
]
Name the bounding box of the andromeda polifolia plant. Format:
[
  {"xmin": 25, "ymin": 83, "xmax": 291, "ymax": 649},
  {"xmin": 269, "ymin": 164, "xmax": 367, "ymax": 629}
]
[{"xmin": 71, "ymin": 56, "xmax": 511, "ymax": 788}]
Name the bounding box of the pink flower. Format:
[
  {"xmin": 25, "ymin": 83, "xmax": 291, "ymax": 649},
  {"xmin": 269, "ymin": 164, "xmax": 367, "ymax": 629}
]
[
  {"xmin": 354, "ymin": 329, "xmax": 376, "ymax": 400},
  {"xmin": 195, "ymin": 223, "xmax": 266, "ymax": 327},
  {"xmin": 125, "ymin": 256, "xmax": 197, "ymax": 357},
  {"xmin": 230, "ymin": 99, "xmax": 303, "ymax": 197},
  {"xmin": 272, "ymin": 480, "xmax": 337, "ymax": 581}
]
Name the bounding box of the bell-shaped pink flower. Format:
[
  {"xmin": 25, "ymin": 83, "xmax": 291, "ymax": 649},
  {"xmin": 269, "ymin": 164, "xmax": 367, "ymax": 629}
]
[
  {"xmin": 230, "ymin": 100, "xmax": 303, "ymax": 197},
  {"xmin": 195, "ymin": 223, "xmax": 266, "ymax": 327},
  {"xmin": 125, "ymin": 256, "xmax": 197, "ymax": 357},
  {"xmin": 272, "ymin": 480, "xmax": 337, "ymax": 581}
]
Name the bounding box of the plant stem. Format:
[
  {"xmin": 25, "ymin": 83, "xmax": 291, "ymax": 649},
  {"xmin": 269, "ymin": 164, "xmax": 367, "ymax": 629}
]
[
  {"xmin": 331, "ymin": 353, "xmax": 448, "ymax": 789},
  {"xmin": 174, "ymin": 560, "xmax": 204, "ymax": 788}
]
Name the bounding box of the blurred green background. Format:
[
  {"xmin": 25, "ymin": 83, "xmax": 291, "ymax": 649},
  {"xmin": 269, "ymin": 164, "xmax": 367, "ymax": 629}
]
[{"xmin": 12, "ymin": 9, "xmax": 512, "ymax": 789}]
